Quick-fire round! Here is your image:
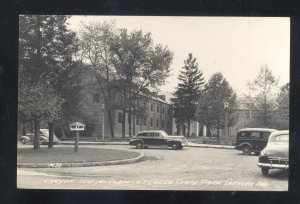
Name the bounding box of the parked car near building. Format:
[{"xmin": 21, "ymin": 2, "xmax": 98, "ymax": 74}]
[
  {"xmin": 257, "ymin": 130, "xmax": 289, "ymax": 176},
  {"xmin": 129, "ymin": 130, "xmax": 188, "ymax": 150},
  {"xmin": 235, "ymin": 128, "xmax": 277, "ymax": 155},
  {"xmin": 20, "ymin": 129, "xmax": 60, "ymax": 145}
]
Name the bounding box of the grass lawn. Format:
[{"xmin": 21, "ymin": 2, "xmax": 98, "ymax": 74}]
[{"xmin": 17, "ymin": 147, "xmax": 140, "ymax": 163}]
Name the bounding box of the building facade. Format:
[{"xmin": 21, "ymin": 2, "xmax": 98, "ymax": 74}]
[{"xmin": 77, "ymin": 69, "xmax": 173, "ymax": 139}]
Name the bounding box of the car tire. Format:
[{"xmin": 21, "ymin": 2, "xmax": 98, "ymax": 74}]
[
  {"xmin": 261, "ymin": 167, "xmax": 269, "ymax": 176},
  {"xmin": 171, "ymin": 143, "xmax": 179, "ymax": 150},
  {"xmin": 20, "ymin": 139, "xmax": 27, "ymax": 144},
  {"xmin": 241, "ymin": 146, "xmax": 251, "ymax": 155},
  {"xmin": 136, "ymin": 142, "xmax": 143, "ymax": 149},
  {"xmin": 179, "ymin": 145, "xmax": 183, "ymax": 150}
]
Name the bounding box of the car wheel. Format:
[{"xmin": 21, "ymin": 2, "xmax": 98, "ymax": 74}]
[
  {"xmin": 179, "ymin": 146, "xmax": 183, "ymax": 150},
  {"xmin": 261, "ymin": 167, "xmax": 269, "ymax": 176},
  {"xmin": 241, "ymin": 146, "xmax": 251, "ymax": 155},
  {"xmin": 136, "ymin": 142, "xmax": 143, "ymax": 149},
  {"xmin": 20, "ymin": 139, "xmax": 27, "ymax": 144},
  {"xmin": 171, "ymin": 143, "xmax": 179, "ymax": 150}
]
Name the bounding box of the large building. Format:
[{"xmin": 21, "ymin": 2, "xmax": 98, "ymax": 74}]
[{"xmin": 77, "ymin": 68, "xmax": 174, "ymax": 139}]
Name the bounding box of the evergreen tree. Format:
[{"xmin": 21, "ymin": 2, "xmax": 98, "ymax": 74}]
[{"xmin": 172, "ymin": 53, "xmax": 204, "ymax": 137}]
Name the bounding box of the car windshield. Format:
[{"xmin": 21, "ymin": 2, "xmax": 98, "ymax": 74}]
[{"xmin": 160, "ymin": 131, "xmax": 168, "ymax": 137}]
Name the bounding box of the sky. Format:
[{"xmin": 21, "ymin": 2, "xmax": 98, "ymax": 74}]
[{"xmin": 67, "ymin": 16, "xmax": 290, "ymax": 97}]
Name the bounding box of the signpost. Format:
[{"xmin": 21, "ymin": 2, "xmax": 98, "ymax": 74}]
[{"xmin": 69, "ymin": 122, "xmax": 86, "ymax": 153}]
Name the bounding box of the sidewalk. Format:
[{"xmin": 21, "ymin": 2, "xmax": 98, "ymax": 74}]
[{"xmin": 59, "ymin": 141, "xmax": 235, "ymax": 150}]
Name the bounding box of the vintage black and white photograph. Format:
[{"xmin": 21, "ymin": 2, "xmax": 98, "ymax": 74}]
[{"xmin": 17, "ymin": 15, "xmax": 290, "ymax": 191}]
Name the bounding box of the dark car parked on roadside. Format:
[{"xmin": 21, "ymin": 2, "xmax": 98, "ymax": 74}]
[
  {"xmin": 235, "ymin": 128, "xmax": 277, "ymax": 155},
  {"xmin": 129, "ymin": 130, "xmax": 188, "ymax": 150}
]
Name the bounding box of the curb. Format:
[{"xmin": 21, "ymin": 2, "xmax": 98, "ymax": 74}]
[
  {"xmin": 58, "ymin": 141, "xmax": 235, "ymax": 150},
  {"xmin": 59, "ymin": 141, "xmax": 128, "ymax": 145},
  {"xmin": 187, "ymin": 142, "xmax": 235, "ymax": 149},
  {"xmin": 17, "ymin": 152, "xmax": 144, "ymax": 168}
]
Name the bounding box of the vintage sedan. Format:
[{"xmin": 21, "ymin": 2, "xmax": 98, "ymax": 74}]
[
  {"xmin": 257, "ymin": 130, "xmax": 289, "ymax": 176},
  {"xmin": 129, "ymin": 130, "xmax": 188, "ymax": 150},
  {"xmin": 20, "ymin": 129, "xmax": 60, "ymax": 145}
]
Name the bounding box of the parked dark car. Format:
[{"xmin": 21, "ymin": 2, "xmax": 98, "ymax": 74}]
[
  {"xmin": 235, "ymin": 128, "xmax": 277, "ymax": 155},
  {"xmin": 257, "ymin": 130, "xmax": 289, "ymax": 176},
  {"xmin": 129, "ymin": 130, "xmax": 188, "ymax": 150},
  {"xmin": 20, "ymin": 129, "xmax": 60, "ymax": 145}
]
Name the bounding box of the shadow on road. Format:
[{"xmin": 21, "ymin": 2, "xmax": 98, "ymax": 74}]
[{"xmin": 266, "ymin": 169, "xmax": 289, "ymax": 180}]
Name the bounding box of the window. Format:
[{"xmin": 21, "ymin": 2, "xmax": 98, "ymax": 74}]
[
  {"xmin": 250, "ymin": 132, "xmax": 261, "ymax": 139},
  {"xmin": 93, "ymin": 94, "xmax": 100, "ymax": 103},
  {"xmin": 262, "ymin": 132, "xmax": 271, "ymax": 140},
  {"xmin": 137, "ymin": 132, "xmax": 148, "ymax": 137},
  {"xmin": 136, "ymin": 119, "xmax": 140, "ymax": 125},
  {"xmin": 143, "ymin": 118, "xmax": 147, "ymax": 126},
  {"xmin": 118, "ymin": 112, "xmax": 122, "ymax": 123},
  {"xmin": 157, "ymin": 105, "xmax": 160, "ymax": 113},
  {"xmin": 161, "ymin": 119, "xmax": 165, "ymax": 128},
  {"xmin": 167, "ymin": 108, "xmax": 171, "ymax": 115},
  {"xmin": 238, "ymin": 132, "xmax": 250, "ymax": 139},
  {"xmin": 150, "ymin": 118, "xmax": 153, "ymax": 127},
  {"xmin": 167, "ymin": 121, "xmax": 170, "ymax": 129},
  {"xmin": 162, "ymin": 107, "xmax": 165, "ymax": 114},
  {"xmin": 156, "ymin": 119, "xmax": 159, "ymax": 128},
  {"xmin": 150, "ymin": 133, "xmax": 160, "ymax": 137},
  {"xmin": 150, "ymin": 104, "xmax": 154, "ymax": 112}
]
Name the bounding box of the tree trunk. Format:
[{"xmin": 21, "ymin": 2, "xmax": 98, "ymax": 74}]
[
  {"xmin": 176, "ymin": 124, "xmax": 180, "ymax": 135},
  {"xmin": 206, "ymin": 124, "xmax": 211, "ymax": 137},
  {"xmin": 128, "ymin": 109, "xmax": 132, "ymax": 138},
  {"xmin": 122, "ymin": 110, "xmax": 126, "ymax": 138},
  {"xmin": 217, "ymin": 124, "xmax": 220, "ymax": 138},
  {"xmin": 74, "ymin": 131, "xmax": 79, "ymax": 153},
  {"xmin": 60, "ymin": 123, "xmax": 66, "ymax": 140},
  {"xmin": 107, "ymin": 110, "xmax": 114, "ymax": 138},
  {"xmin": 133, "ymin": 115, "xmax": 136, "ymax": 136},
  {"xmin": 33, "ymin": 116, "xmax": 40, "ymax": 150},
  {"xmin": 48, "ymin": 121, "xmax": 54, "ymax": 149},
  {"xmin": 187, "ymin": 118, "xmax": 191, "ymax": 137}
]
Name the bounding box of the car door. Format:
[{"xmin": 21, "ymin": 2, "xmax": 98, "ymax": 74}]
[
  {"xmin": 258, "ymin": 132, "xmax": 271, "ymax": 150},
  {"xmin": 249, "ymin": 131, "xmax": 262, "ymax": 151}
]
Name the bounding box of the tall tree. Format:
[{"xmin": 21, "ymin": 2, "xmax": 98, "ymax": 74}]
[
  {"xmin": 110, "ymin": 29, "xmax": 173, "ymax": 137},
  {"xmin": 79, "ymin": 21, "xmax": 117, "ymax": 138},
  {"xmin": 243, "ymin": 65, "xmax": 279, "ymax": 127},
  {"xmin": 172, "ymin": 53, "xmax": 204, "ymax": 137},
  {"xmin": 197, "ymin": 72, "xmax": 237, "ymax": 137},
  {"xmin": 271, "ymin": 83, "xmax": 289, "ymax": 129},
  {"xmin": 19, "ymin": 15, "xmax": 77, "ymax": 149}
]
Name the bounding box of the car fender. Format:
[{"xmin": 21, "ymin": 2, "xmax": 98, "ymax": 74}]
[
  {"xmin": 40, "ymin": 136, "xmax": 49, "ymax": 142},
  {"xmin": 20, "ymin": 136, "xmax": 30, "ymax": 141},
  {"xmin": 129, "ymin": 138, "xmax": 144, "ymax": 145},
  {"xmin": 166, "ymin": 139, "xmax": 182, "ymax": 146},
  {"xmin": 238, "ymin": 142, "xmax": 252, "ymax": 149}
]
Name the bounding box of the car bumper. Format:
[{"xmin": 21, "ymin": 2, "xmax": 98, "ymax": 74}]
[{"xmin": 257, "ymin": 162, "xmax": 289, "ymax": 169}]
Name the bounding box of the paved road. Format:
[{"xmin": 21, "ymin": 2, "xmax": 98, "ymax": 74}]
[{"xmin": 17, "ymin": 144, "xmax": 288, "ymax": 190}]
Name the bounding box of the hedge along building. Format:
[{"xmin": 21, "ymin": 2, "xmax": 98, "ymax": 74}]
[{"xmin": 76, "ymin": 67, "xmax": 174, "ymax": 139}]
